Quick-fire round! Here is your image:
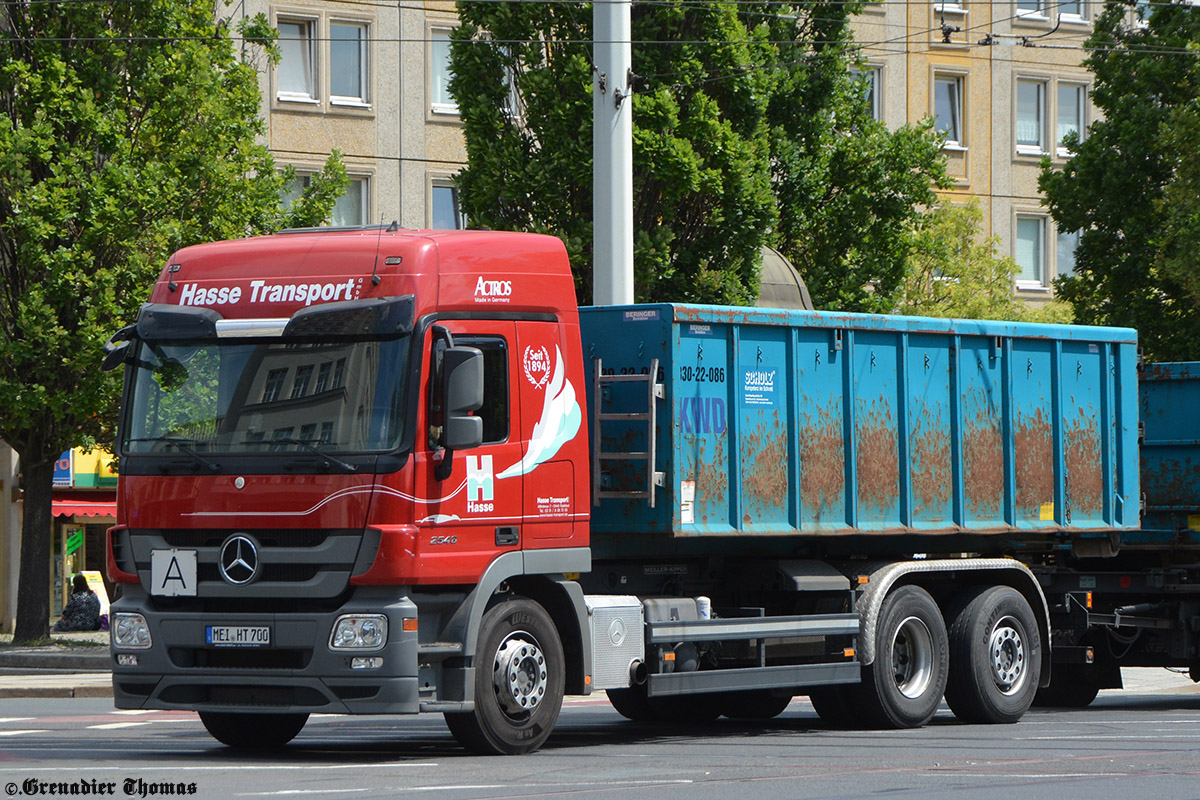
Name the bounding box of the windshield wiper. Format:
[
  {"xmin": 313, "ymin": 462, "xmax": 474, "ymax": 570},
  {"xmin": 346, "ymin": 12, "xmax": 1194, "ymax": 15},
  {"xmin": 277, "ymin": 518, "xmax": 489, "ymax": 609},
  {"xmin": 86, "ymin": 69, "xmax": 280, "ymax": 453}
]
[
  {"xmin": 274, "ymin": 438, "xmax": 357, "ymax": 472},
  {"xmin": 128, "ymin": 436, "xmax": 220, "ymax": 472}
]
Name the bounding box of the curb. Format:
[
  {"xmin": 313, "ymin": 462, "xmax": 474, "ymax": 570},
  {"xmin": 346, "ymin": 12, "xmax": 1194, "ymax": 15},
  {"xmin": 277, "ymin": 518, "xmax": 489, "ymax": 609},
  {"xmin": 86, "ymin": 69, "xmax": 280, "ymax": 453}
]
[
  {"xmin": 0, "ymin": 684, "xmax": 112, "ymax": 699},
  {"xmin": 0, "ymin": 651, "xmax": 111, "ymax": 671}
]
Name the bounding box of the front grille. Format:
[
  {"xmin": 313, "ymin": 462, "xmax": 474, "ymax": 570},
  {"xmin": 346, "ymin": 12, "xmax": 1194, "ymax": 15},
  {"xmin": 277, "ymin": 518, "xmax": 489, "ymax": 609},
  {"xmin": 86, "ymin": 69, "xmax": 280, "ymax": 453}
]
[
  {"xmin": 127, "ymin": 528, "xmax": 368, "ymax": 600},
  {"xmin": 158, "ymin": 684, "xmax": 330, "ymax": 708}
]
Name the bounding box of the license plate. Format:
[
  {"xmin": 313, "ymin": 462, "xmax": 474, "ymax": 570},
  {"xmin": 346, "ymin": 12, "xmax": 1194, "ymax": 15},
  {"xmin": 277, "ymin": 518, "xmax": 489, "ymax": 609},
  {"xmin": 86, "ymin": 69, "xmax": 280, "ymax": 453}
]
[{"xmin": 206, "ymin": 625, "xmax": 271, "ymax": 647}]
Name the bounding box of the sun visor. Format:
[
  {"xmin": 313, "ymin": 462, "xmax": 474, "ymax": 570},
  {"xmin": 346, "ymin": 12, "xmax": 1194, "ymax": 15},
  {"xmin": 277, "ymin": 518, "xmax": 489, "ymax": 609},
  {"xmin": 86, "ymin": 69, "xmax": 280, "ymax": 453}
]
[
  {"xmin": 135, "ymin": 303, "xmax": 222, "ymax": 340},
  {"xmin": 282, "ymin": 296, "xmax": 415, "ymax": 340}
]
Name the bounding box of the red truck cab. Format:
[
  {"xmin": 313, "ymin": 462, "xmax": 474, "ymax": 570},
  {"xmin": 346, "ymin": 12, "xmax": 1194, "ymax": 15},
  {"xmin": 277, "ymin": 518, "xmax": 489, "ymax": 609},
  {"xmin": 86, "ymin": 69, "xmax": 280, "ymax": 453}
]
[{"xmin": 106, "ymin": 227, "xmax": 593, "ymax": 753}]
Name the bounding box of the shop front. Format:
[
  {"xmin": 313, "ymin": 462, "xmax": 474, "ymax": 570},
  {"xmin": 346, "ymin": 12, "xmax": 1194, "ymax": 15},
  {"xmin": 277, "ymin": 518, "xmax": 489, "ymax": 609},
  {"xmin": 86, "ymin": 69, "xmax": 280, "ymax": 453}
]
[{"xmin": 49, "ymin": 449, "xmax": 117, "ymax": 620}]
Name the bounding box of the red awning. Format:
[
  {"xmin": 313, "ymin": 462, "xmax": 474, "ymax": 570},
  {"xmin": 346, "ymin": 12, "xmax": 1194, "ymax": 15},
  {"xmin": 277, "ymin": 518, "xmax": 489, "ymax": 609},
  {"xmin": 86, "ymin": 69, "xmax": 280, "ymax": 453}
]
[{"xmin": 51, "ymin": 491, "xmax": 117, "ymax": 519}]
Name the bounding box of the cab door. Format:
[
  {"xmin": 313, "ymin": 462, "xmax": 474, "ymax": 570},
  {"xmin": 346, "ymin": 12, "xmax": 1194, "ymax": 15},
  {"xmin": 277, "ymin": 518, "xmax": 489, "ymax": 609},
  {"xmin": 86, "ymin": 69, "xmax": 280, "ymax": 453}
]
[{"xmin": 411, "ymin": 321, "xmax": 523, "ymax": 582}]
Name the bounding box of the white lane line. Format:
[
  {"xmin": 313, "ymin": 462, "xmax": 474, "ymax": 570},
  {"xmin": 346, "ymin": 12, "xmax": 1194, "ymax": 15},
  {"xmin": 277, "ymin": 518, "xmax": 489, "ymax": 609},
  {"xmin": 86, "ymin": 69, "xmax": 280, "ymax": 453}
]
[
  {"xmin": 112, "ymin": 710, "xmax": 159, "ymax": 716},
  {"xmin": 87, "ymin": 722, "xmax": 152, "ymax": 730},
  {"xmin": 1019, "ymin": 734, "xmax": 1200, "ymax": 740},
  {"xmin": 8, "ymin": 764, "xmax": 439, "ymax": 772},
  {"xmin": 0, "ymin": 717, "xmax": 34, "ymax": 723},
  {"xmin": 238, "ymin": 784, "xmax": 695, "ymax": 797},
  {"xmin": 0, "ymin": 730, "xmax": 47, "ymax": 736}
]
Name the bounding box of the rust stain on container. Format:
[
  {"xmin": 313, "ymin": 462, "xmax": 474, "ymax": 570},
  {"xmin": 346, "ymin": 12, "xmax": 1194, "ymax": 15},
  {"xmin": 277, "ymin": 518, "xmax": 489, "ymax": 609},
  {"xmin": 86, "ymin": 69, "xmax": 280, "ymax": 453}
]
[
  {"xmin": 910, "ymin": 414, "xmax": 951, "ymax": 519},
  {"xmin": 695, "ymin": 434, "xmax": 728, "ymax": 510},
  {"xmin": 799, "ymin": 411, "xmax": 844, "ymax": 521},
  {"xmin": 856, "ymin": 401, "xmax": 899, "ymax": 511},
  {"xmin": 742, "ymin": 412, "xmax": 789, "ymax": 512},
  {"xmin": 1014, "ymin": 409, "xmax": 1053, "ymax": 517},
  {"xmin": 1065, "ymin": 423, "xmax": 1103, "ymax": 518},
  {"xmin": 963, "ymin": 416, "xmax": 1004, "ymax": 518}
]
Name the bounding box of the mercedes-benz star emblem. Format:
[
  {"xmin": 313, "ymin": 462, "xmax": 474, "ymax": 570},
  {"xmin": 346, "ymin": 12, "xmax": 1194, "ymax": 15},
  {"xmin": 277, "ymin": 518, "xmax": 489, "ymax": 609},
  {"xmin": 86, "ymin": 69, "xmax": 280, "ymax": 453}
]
[{"xmin": 218, "ymin": 535, "xmax": 260, "ymax": 585}]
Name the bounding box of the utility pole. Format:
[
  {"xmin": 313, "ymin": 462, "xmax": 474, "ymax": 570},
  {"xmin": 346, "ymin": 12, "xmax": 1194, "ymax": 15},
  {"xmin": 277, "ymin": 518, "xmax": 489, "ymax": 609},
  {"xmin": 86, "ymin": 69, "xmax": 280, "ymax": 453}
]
[{"xmin": 592, "ymin": 0, "xmax": 634, "ymax": 306}]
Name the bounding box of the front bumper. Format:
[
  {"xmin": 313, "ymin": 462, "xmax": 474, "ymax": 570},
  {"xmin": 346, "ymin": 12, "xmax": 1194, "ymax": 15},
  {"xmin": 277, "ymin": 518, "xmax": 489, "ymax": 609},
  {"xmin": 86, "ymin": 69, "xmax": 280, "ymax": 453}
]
[{"xmin": 110, "ymin": 587, "xmax": 420, "ymax": 715}]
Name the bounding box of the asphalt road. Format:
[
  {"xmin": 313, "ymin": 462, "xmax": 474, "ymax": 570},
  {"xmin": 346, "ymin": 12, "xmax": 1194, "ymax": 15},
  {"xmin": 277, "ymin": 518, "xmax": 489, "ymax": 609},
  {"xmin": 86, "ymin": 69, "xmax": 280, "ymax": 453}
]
[{"xmin": 1, "ymin": 685, "xmax": 1199, "ymax": 800}]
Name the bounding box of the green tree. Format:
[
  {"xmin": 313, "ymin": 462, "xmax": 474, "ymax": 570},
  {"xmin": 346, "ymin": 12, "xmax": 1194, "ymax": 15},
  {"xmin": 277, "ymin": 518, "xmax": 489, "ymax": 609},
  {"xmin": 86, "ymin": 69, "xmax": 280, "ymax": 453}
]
[
  {"xmin": 0, "ymin": 0, "xmax": 345, "ymax": 643},
  {"xmin": 765, "ymin": 15, "xmax": 950, "ymax": 314},
  {"xmin": 1040, "ymin": 1, "xmax": 1200, "ymax": 361},
  {"xmin": 896, "ymin": 200, "xmax": 1073, "ymax": 322},
  {"xmin": 449, "ymin": 1, "xmax": 946, "ymax": 307}
]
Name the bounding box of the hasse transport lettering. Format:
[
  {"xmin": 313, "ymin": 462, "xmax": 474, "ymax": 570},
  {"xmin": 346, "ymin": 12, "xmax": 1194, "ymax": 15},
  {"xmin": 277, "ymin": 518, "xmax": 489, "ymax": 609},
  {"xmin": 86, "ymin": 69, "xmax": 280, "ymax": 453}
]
[{"xmin": 104, "ymin": 226, "xmax": 1200, "ymax": 757}]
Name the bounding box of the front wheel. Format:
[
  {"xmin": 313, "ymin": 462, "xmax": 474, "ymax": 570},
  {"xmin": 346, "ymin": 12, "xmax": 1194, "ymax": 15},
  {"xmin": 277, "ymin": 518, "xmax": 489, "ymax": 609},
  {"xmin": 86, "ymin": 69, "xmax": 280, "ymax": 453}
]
[
  {"xmin": 444, "ymin": 598, "xmax": 565, "ymax": 755},
  {"xmin": 945, "ymin": 586, "xmax": 1041, "ymax": 724},
  {"xmin": 198, "ymin": 711, "xmax": 308, "ymax": 749},
  {"xmin": 858, "ymin": 585, "xmax": 949, "ymax": 729}
]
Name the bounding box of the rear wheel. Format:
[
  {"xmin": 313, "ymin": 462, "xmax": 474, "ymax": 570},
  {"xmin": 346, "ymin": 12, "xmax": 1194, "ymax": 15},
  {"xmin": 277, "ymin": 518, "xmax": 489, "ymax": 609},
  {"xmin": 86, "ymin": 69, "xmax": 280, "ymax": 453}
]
[
  {"xmin": 807, "ymin": 685, "xmax": 861, "ymax": 728},
  {"xmin": 719, "ymin": 689, "xmax": 794, "ymax": 720},
  {"xmin": 198, "ymin": 711, "xmax": 308, "ymax": 749},
  {"xmin": 607, "ymin": 685, "xmax": 654, "ymax": 721},
  {"xmin": 858, "ymin": 585, "xmax": 949, "ymax": 729},
  {"xmin": 1033, "ymin": 664, "xmax": 1101, "ymax": 708},
  {"xmin": 444, "ymin": 598, "xmax": 565, "ymax": 755},
  {"xmin": 944, "ymin": 586, "xmax": 1041, "ymax": 724}
]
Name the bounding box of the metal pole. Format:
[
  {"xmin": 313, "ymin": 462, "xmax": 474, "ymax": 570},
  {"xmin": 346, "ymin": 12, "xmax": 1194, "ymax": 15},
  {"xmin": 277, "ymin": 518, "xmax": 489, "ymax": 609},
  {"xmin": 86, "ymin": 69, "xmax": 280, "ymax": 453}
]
[{"xmin": 592, "ymin": 0, "xmax": 634, "ymax": 306}]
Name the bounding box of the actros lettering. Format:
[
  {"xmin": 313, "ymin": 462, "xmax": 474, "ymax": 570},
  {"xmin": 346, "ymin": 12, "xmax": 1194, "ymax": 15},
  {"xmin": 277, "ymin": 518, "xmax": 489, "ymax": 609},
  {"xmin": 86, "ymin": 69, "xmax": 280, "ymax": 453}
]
[{"xmin": 474, "ymin": 276, "xmax": 513, "ymax": 298}]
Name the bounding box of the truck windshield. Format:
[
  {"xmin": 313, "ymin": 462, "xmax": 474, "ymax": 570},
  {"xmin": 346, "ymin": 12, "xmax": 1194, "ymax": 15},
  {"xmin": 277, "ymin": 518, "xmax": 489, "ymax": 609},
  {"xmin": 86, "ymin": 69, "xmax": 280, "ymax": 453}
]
[{"xmin": 122, "ymin": 336, "xmax": 410, "ymax": 456}]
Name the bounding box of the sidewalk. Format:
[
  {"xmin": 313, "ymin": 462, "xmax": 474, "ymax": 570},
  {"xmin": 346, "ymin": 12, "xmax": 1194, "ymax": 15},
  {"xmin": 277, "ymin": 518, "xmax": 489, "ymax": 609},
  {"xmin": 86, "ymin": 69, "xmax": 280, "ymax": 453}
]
[{"xmin": 0, "ymin": 631, "xmax": 112, "ymax": 698}]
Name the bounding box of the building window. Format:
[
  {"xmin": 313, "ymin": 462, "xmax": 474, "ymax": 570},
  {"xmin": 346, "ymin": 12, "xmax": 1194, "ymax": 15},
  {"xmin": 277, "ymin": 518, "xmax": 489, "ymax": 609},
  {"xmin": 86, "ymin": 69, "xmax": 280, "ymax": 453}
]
[
  {"xmin": 332, "ymin": 178, "xmax": 368, "ymax": 226},
  {"xmin": 330, "ymin": 23, "xmax": 367, "ymax": 106},
  {"xmin": 291, "ymin": 365, "xmax": 314, "ymax": 399},
  {"xmin": 852, "ymin": 66, "xmax": 881, "ymax": 121},
  {"xmin": 1057, "ymin": 84, "xmax": 1085, "ymax": 155},
  {"xmin": 1059, "ymin": 0, "xmax": 1083, "ymax": 18},
  {"xmin": 1056, "ymin": 229, "xmax": 1080, "ymax": 276},
  {"xmin": 262, "ymin": 369, "xmax": 288, "ymax": 403},
  {"xmin": 432, "ymin": 182, "xmax": 465, "ymax": 229},
  {"xmin": 1016, "ymin": 216, "xmax": 1046, "ymax": 286},
  {"xmin": 935, "ymin": 0, "xmax": 965, "ymax": 13},
  {"xmin": 934, "ymin": 75, "xmax": 963, "ymax": 146},
  {"xmin": 277, "ymin": 20, "xmax": 316, "ymax": 102},
  {"xmin": 1016, "ymin": 0, "xmax": 1046, "ymax": 17},
  {"xmin": 430, "ymin": 30, "xmax": 456, "ymax": 114},
  {"xmin": 1016, "ymin": 80, "xmax": 1046, "ymax": 153}
]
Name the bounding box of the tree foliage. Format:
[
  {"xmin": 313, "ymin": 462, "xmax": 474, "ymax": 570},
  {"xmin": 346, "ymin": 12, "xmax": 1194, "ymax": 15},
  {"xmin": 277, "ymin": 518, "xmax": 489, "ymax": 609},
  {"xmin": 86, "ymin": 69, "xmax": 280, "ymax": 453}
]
[
  {"xmin": 449, "ymin": 1, "xmax": 947, "ymax": 308},
  {"xmin": 1040, "ymin": 1, "xmax": 1200, "ymax": 361},
  {"xmin": 0, "ymin": 0, "xmax": 344, "ymax": 641},
  {"xmin": 896, "ymin": 200, "xmax": 1073, "ymax": 322}
]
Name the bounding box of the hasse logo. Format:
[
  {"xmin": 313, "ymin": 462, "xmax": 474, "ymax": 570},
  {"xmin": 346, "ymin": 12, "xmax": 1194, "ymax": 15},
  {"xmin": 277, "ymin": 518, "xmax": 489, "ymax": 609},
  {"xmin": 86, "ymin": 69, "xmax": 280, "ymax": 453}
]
[{"xmin": 474, "ymin": 276, "xmax": 512, "ymax": 304}]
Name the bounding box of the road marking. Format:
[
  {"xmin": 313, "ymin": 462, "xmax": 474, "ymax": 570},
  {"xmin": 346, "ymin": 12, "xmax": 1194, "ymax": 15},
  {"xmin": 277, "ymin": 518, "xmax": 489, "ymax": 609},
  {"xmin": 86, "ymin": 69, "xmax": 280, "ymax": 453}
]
[
  {"xmin": 112, "ymin": 710, "xmax": 159, "ymax": 715},
  {"xmin": 7, "ymin": 764, "xmax": 439, "ymax": 772},
  {"xmin": 87, "ymin": 722, "xmax": 152, "ymax": 730},
  {"xmin": 0, "ymin": 730, "xmax": 47, "ymax": 736},
  {"xmin": 239, "ymin": 785, "xmax": 695, "ymax": 797},
  {"xmin": 0, "ymin": 717, "xmax": 34, "ymax": 723}
]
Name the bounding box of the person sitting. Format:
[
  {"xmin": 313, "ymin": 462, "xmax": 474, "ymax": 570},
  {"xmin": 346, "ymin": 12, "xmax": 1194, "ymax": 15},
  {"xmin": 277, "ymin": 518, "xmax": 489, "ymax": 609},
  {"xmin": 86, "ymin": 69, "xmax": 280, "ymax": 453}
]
[{"xmin": 53, "ymin": 574, "xmax": 101, "ymax": 632}]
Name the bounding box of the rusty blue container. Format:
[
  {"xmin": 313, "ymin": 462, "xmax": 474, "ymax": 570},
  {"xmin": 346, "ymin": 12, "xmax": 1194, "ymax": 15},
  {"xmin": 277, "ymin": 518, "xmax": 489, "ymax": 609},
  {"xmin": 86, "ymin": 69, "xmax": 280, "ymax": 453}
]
[
  {"xmin": 1139, "ymin": 361, "xmax": 1200, "ymax": 540},
  {"xmin": 579, "ymin": 304, "xmax": 1140, "ymax": 539}
]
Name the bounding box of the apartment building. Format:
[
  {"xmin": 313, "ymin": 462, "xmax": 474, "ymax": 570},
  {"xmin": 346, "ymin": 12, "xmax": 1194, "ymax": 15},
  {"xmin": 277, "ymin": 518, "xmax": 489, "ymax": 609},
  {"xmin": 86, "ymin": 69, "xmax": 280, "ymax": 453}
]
[
  {"xmin": 851, "ymin": 0, "xmax": 1108, "ymax": 299},
  {"xmin": 230, "ymin": 0, "xmax": 468, "ymax": 231}
]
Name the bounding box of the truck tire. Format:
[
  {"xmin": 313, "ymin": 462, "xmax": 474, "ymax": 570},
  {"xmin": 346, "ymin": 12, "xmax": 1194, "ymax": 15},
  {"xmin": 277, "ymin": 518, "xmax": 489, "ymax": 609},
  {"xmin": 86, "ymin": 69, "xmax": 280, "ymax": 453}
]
[
  {"xmin": 606, "ymin": 685, "xmax": 654, "ymax": 721},
  {"xmin": 1033, "ymin": 664, "xmax": 1101, "ymax": 708},
  {"xmin": 198, "ymin": 711, "xmax": 308, "ymax": 749},
  {"xmin": 719, "ymin": 689, "xmax": 794, "ymax": 720},
  {"xmin": 806, "ymin": 685, "xmax": 861, "ymax": 728},
  {"xmin": 858, "ymin": 585, "xmax": 948, "ymax": 729},
  {"xmin": 444, "ymin": 598, "xmax": 565, "ymax": 755},
  {"xmin": 944, "ymin": 586, "xmax": 1041, "ymax": 724}
]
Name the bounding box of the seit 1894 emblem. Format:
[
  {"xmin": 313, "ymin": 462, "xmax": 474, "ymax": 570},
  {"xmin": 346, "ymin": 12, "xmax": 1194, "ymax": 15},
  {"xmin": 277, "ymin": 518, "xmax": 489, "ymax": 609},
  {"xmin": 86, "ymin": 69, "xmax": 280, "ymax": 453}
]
[{"xmin": 523, "ymin": 345, "xmax": 551, "ymax": 389}]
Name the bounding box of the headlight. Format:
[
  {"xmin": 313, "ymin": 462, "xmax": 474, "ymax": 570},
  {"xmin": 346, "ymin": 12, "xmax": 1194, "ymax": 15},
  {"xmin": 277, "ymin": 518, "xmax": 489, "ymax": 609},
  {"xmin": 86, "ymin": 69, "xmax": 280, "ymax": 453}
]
[
  {"xmin": 112, "ymin": 613, "xmax": 152, "ymax": 649},
  {"xmin": 329, "ymin": 615, "xmax": 388, "ymax": 650}
]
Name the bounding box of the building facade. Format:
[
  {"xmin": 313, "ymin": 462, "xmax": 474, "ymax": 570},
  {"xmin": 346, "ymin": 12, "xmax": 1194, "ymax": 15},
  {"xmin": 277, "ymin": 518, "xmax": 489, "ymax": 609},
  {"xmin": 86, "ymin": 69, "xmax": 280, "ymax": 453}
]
[
  {"xmin": 850, "ymin": 0, "xmax": 1119, "ymax": 298},
  {"xmin": 232, "ymin": 0, "xmax": 468, "ymax": 232}
]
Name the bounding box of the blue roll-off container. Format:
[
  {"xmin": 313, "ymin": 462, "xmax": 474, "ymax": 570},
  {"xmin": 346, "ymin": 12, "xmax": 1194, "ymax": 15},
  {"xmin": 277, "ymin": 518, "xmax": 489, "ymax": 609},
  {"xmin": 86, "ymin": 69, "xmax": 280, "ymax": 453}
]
[
  {"xmin": 1139, "ymin": 361, "xmax": 1200, "ymax": 542},
  {"xmin": 579, "ymin": 304, "xmax": 1140, "ymax": 538}
]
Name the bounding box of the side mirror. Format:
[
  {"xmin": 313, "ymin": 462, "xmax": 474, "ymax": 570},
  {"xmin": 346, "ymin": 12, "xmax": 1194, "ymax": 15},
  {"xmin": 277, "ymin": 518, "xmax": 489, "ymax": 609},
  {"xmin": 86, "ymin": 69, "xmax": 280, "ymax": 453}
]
[
  {"xmin": 442, "ymin": 346, "xmax": 483, "ymax": 451},
  {"xmin": 101, "ymin": 325, "xmax": 137, "ymax": 372}
]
